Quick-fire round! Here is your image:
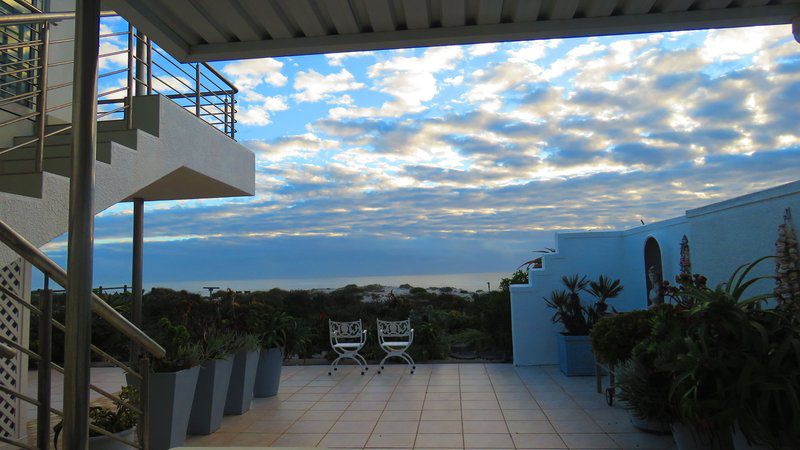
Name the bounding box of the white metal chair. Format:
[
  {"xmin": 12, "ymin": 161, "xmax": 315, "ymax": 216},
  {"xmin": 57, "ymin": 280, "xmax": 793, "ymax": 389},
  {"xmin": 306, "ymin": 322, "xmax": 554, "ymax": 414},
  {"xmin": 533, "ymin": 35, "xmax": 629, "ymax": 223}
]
[
  {"xmin": 376, "ymin": 319, "xmax": 415, "ymax": 374},
  {"xmin": 328, "ymin": 319, "xmax": 368, "ymax": 375}
]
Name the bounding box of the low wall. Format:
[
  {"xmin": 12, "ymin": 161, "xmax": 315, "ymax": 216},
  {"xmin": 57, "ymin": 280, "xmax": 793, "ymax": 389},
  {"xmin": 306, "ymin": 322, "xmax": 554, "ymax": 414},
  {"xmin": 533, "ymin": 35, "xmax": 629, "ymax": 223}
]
[{"xmin": 511, "ymin": 180, "xmax": 800, "ymax": 366}]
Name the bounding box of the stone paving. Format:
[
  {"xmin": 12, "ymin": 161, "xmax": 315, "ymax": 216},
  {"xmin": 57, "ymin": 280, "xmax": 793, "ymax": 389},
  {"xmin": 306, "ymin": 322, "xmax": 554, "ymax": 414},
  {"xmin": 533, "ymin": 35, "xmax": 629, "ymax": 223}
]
[{"xmin": 184, "ymin": 363, "xmax": 676, "ymax": 449}]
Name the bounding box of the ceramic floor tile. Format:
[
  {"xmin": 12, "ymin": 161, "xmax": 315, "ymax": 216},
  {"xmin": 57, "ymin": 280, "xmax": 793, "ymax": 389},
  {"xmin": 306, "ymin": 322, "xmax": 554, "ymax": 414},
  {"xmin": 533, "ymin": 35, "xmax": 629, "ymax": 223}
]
[
  {"xmin": 225, "ymin": 432, "xmax": 281, "ymax": 446},
  {"xmin": 511, "ymin": 433, "xmax": 567, "ymax": 449},
  {"xmin": 418, "ymin": 420, "xmax": 463, "ymax": 434},
  {"xmin": 381, "ymin": 409, "xmax": 422, "ymax": 421},
  {"xmin": 608, "ymin": 432, "xmax": 675, "ymax": 448},
  {"xmin": 365, "ymin": 432, "xmax": 416, "ymax": 448},
  {"xmin": 421, "ymin": 409, "xmax": 462, "ymax": 421},
  {"xmin": 374, "ymin": 420, "xmax": 420, "ymax": 434},
  {"xmin": 550, "ymin": 418, "xmax": 604, "ymax": 434},
  {"xmin": 271, "ymin": 432, "xmax": 325, "ymax": 447},
  {"xmin": 285, "ymin": 419, "xmax": 336, "ymax": 434},
  {"xmin": 329, "ymin": 420, "xmax": 378, "ymax": 433},
  {"xmin": 559, "ymin": 433, "xmax": 621, "ymax": 448},
  {"xmin": 424, "ymin": 400, "xmax": 461, "ymax": 410},
  {"xmin": 319, "ymin": 433, "xmax": 370, "ymax": 448},
  {"xmin": 463, "ymin": 420, "xmax": 509, "ymax": 434},
  {"xmin": 506, "ymin": 420, "xmax": 557, "ymax": 434},
  {"xmin": 414, "ymin": 433, "xmax": 465, "ymax": 448},
  {"xmin": 464, "ymin": 433, "xmax": 515, "ymax": 448},
  {"xmin": 243, "ymin": 419, "xmax": 295, "ymax": 433},
  {"xmin": 340, "ymin": 409, "xmax": 383, "ymax": 421},
  {"xmin": 462, "ymin": 409, "xmax": 505, "ymax": 421},
  {"xmin": 302, "ymin": 409, "xmax": 344, "ymax": 421}
]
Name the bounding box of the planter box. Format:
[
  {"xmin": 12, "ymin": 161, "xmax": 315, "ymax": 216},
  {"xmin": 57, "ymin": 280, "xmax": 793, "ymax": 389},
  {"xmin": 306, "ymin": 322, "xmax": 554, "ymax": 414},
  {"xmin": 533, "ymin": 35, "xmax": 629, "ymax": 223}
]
[
  {"xmin": 254, "ymin": 347, "xmax": 283, "ymax": 398},
  {"xmin": 557, "ymin": 334, "xmax": 595, "ymax": 376},
  {"xmin": 224, "ymin": 350, "xmax": 259, "ymax": 415},
  {"xmin": 188, "ymin": 356, "xmax": 234, "ymax": 435},
  {"xmin": 127, "ymin": 366, "xmax": 200, "ymax": 450}
]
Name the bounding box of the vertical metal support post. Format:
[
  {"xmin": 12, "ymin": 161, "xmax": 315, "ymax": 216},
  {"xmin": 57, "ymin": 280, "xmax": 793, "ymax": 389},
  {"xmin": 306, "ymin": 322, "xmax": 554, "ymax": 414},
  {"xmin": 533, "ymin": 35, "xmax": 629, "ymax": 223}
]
[
  {"xmin": 793, "ymin": 16, "xmax": 799, "ymax": 44},
  {"xmin": 130, "ymin": 198, "xmax": 144, "ymax": 364},
  {"xmin": 146, "ymin": 39, "xmax": 152, "ymax": 95},
  {"xmin": 195, "ymin": 63, "xmax": 201, "ymax": 117},
  {"xmin": 63, "ymin": 1, "xmax": 101, "ymax": 449},
  {"xmin": 138, "ymin": 356, "xmax": 150, "ymax": 450},
  {"xmin": 134, "ymin": 30, "xmax": 147, "ymax": 96},
  {"xmin": 37, "ymin": 276, "xmax": 52, "ymax": 450},
  {"xmin": 223, "ymin": 98, "xmax": 229, "ymax": 136},
  {"xmin": 229, "ymin": 92, "xmax": 235, "ymax": 139},
  {"xmin": 125, "ymin": 24, "xmax": 134, "ymax": 128},
  {"xmin": 34, "ymin": 22, "xmax": 50, "ymax": 173}
]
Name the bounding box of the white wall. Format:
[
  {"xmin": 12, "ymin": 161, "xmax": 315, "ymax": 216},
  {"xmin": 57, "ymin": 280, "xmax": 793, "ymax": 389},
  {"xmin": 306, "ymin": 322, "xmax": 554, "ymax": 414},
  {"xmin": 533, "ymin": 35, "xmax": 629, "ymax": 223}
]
[{"xmin": 511, "ymin": 180, "xmax": 800, "ymax": 366}]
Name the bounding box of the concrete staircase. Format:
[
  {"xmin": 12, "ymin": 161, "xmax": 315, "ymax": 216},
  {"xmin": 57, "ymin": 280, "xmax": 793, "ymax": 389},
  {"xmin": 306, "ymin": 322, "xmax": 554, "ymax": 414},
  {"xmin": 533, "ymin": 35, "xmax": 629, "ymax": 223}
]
[{"xmin": 0, "ymin": 94, "xmax": 255, "ymax": 267}]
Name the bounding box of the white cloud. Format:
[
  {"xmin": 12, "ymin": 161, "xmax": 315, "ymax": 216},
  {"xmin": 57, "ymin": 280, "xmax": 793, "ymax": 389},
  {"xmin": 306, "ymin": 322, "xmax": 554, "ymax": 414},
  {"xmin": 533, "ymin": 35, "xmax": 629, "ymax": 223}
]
[
  {"xmin": 444, "ymin": 75, "xmax": 464, "ymax": 86},
  {"xmin": 326, "ymin": 51, "xmax": 376, "ymax": 66},
  {"xmin": 468, "ymin": 43, "xmax": 499, "ymax": 57},
  {"xmin": 237, "ymin": 95, "xmax": 289, "ymax": 126},
  {"xmin": 701, "ymin": 26, "xmax": 785, "ymax": 62},
  {"xmin": 222, "ymin": 58, "xmax": 287, "ymax": 90},
  {"xmin": 246, "ymin": 133, "xmax": 339, "ymax": 162},
  {"xmin": 293, "ymin": 69, "xmax": 364, "ymax": 102}
]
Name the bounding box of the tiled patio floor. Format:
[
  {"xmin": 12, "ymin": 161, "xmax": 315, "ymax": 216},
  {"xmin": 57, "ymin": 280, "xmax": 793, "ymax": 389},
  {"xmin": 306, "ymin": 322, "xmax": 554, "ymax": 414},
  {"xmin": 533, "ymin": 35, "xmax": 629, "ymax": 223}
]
[{"xmin": 185, "ymin": 363, "xmax": 676, "ymax": 449}]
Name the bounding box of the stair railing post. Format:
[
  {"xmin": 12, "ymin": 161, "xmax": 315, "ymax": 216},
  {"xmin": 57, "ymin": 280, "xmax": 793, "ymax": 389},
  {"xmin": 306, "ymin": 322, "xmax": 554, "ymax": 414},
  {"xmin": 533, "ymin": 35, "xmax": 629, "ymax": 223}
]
[
  {"xmin": 229, "ymin": 92, "xmax": 235, "ymax": 139},
  {"xmin": 194, "ymin": 63, "xmax": 200, "ymax": 117},
  {"xmin": 125, "ymin": 23, "xmax": 134, "ymax": 128},
  {"xmin": 146, "ymin": 39, "xmax": 152, "ymax": 95},
  {"xmin": 34, "ymin": 21, "xmax": 50, "ymax": 173},
  {"xmin": 134, "ymin": 30, "xmax": 147, "ymax": 96},
  {"xmin": 37, "ymin": 276, "xmax": 52, "ymax": 450},
  {"xmin": 63, "ymin": 0, "xmax": 101, "ymax": 448}
]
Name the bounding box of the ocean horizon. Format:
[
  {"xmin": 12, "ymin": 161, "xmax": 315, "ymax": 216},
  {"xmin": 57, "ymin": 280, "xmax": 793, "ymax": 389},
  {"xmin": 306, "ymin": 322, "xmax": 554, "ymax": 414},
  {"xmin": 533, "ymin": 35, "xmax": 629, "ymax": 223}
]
[{"xmin": 149, "ymin": 271, "xmax": 513, "ymax": 294}]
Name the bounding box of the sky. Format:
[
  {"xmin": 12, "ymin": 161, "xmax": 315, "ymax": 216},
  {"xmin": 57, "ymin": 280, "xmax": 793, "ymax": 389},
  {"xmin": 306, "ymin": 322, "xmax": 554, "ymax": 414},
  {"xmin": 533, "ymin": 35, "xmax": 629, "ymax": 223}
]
[{"xmin": 43, "ymin": 23, "xmax": 800, "ymax": 290}]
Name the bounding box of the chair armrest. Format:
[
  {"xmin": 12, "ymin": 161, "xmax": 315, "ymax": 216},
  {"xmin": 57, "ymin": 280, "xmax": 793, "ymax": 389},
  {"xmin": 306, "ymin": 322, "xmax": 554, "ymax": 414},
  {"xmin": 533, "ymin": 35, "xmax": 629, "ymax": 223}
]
[{"xmin": 409, "ymin": 328, "xmax": 415, "ymax": 344}]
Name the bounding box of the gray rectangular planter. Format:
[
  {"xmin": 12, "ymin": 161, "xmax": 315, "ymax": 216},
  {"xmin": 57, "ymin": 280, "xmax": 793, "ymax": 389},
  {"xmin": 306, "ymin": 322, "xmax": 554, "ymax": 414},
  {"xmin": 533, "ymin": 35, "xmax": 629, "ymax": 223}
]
[
  {"xmin": 557, "ymin": 334, "xmax": 595, "ymax": 376},
  {"xmin": 224, "ymin": 349, "xmax": 259, "ymax": 415},
  {"xmin": 127, "ymin": 366, "xmax": 199, "ymax": 450},
  {"xmin": 188, "ymin": 356, "xmax": 234, "ymax": 435},
  {"xmin": 254, "ymin": 347, "xmax": 283, "ymax": 398}
]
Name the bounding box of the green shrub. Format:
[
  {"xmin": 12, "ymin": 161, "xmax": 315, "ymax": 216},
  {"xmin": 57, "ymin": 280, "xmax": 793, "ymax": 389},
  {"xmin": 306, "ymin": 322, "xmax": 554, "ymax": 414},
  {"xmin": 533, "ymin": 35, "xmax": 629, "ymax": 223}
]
[{"xmin": 589, "ymin": 310, "xmax": 653, "ymax": 366}]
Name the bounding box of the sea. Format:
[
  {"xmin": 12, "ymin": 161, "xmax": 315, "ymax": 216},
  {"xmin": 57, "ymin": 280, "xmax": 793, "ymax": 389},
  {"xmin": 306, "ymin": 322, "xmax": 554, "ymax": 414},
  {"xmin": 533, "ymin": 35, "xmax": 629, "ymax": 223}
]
[{"xmin": 154, "ymin": 271, "xmax": 510, "ymax": 293}]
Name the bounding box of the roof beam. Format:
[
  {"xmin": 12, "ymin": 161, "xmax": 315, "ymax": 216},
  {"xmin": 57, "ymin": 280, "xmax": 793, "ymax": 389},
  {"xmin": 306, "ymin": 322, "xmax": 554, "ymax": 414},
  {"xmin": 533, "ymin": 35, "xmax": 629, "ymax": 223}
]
[
  {"xmin": 620, "ymin": 0, "xmax": 657, "ymax": 15},
  {"xmin": 403, "ymin": 0, "xmax": 430, "ymax": 29},
  {"xmin": 280, "ymin": 0, "xmax": 328, "ymax": 37},
  {"xmin": 794, "ymin": 16, "xmax": 800, "ymax": 44},
  {"xmin": 183, "ymin": 3, "xmax": 800, "ymax": 61},
  {"xmin": 326, "ymin": 0, "xmax": 361, "ymax": 34},
  {"xmin": 656, "ymin": 0, "xmax": 695, "ymax": 13},
  {"xmin": 477, "ymin": 0, "xmax": 503, "ymax": 25},
  {"xmin": 585, "ymin": 0, "xmax": 619, "ymax": 18},
  {"xmin": 548, "ymin": 0, "xmax": 579, "ymax": 20},
  {"xmin": 442, "ymin": 0, "xmax": 466, "ymax": 27},
  {"xmin": 365, "ymin": 0, "xmax": 397, "ymax": 32},
  {"xmin": 163, "ymin": 0, "xmax": 226, "ymax": 44},
  {"xmin": 240, "ymin": 0, "xmax": 294, "ymax": 39},
  {"xmin": 506, "ymin": 0, "xmax": 542, "ymax": 22}
]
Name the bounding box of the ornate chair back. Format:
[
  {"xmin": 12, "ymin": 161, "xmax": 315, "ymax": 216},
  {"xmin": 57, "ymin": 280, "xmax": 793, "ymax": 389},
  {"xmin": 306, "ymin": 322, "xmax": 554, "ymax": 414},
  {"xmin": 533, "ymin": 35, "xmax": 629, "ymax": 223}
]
[{"xmin": 377, "ymin": 319, "xmax": 411, "ymax": 343}]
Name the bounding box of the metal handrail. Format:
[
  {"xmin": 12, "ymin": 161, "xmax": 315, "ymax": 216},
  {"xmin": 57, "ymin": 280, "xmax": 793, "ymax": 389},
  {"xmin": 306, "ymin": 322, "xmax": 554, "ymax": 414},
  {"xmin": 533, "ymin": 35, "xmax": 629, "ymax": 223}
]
[
  {"xmin": 0, "ymin": 219, "xmax": 166, "ymax": 359},
  {"xmin": 0, "ymin": 341, "xmax": 16, "ymax": 359}
]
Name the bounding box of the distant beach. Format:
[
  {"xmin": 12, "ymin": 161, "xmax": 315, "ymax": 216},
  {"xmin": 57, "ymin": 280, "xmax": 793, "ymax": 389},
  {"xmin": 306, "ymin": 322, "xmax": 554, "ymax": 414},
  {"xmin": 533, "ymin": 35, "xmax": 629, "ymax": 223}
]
[{"xmin": 151, "ymin": 271, "xmax": 511, "ymax": 293}]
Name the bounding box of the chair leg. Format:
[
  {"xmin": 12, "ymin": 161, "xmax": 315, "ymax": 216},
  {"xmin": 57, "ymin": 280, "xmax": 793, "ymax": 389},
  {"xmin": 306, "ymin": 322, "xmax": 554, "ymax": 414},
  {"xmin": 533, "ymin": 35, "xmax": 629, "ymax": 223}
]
[
  {"xmin": 377, "ymin": 354, "xmax": 392, "ymax": 374},
  {"xmin": 329, "ymin": 355, "xmax": 342, "ymax": 376},
  {"xmin": 354, "ymin": 353, "xmax": 369, "ymax": 371},
  {"xmin": 399, "ymin": 352, "xmax": 415, "ymax": 373}
]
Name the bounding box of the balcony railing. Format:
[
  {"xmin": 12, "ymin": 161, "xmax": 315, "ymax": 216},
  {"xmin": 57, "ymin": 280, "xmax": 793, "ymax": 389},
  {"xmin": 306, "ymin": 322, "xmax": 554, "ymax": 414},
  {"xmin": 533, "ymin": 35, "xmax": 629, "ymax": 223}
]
[{"xmin": 0, "ymin": 11, "xmax": 237, "ymax": 174}]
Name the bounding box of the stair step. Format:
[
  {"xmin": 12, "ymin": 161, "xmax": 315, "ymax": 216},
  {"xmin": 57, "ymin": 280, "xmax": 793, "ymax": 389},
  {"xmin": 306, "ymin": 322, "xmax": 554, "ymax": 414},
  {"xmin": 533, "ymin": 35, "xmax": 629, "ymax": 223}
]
[
  {"xmin": 0, "ymin": 142, "xmax": 114, "ymax": 176},
  {"xmin": 42, "ymin": 119, "xmax": 127, "ymax": 135},
  {"xmin": 0, "ymin": 172, "xmax": 43, "ymax": 198},
  {"xmin": 13, "ymin": 128, "xmax": 138, "ymax": 149}
]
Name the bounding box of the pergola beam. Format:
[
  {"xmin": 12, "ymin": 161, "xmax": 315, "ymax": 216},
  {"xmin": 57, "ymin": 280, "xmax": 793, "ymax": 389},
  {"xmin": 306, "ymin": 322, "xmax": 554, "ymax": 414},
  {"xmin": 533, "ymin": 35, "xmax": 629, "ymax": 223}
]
[
  {"xmin": 182, "ymin": 3, "xmax": 800, "ymax": 61},
  {"xmin": 794, "ymin": 16, "xmax": 800, "ymax": 43}
]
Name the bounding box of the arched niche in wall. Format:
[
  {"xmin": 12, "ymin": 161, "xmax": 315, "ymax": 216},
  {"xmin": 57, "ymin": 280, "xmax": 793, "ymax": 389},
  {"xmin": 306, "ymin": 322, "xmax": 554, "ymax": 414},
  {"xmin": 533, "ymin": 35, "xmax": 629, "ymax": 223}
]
[{"xmin": 644, "ymin": 237, "xmax": 664, "ymax": 306}]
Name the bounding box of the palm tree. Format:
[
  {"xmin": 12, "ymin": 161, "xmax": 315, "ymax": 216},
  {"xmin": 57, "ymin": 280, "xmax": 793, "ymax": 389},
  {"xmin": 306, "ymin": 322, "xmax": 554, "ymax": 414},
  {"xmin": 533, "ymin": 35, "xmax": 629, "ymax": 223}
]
[{"xmin": 587, "ymin": 275, "xmax": 623, "ymax": 316}]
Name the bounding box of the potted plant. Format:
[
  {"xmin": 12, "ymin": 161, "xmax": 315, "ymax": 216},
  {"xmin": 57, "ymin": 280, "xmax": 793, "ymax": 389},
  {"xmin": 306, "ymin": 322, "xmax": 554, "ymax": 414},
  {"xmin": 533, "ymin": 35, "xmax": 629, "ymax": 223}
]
[
  {"xmin": 545, "ymin": 274, "xmax": 622, "ymax": 376},
  {"xmin": 245, "ymin": 303, "xmax": 290, "ymax": 398},
  {"xmin": 223, "ymin": 333, "xmax": 261, "ymax": 415},
  {"xmin": 54, "ymin": 387, "xmax": 138, "ymax": 450},
  {"xmin": 187, "ymin": 330, "xmax": 235, "ymax": 435},
  {"xmin": 589, "ymin": 309, "xmax": 651, "ymax": 368},
  {"xmin": 667, "ymin": 258, "xmax": 798, "ymax": 450},
  {"xmin": 132, "ymin": 318, "xmax": 202, "ymax": 450}
]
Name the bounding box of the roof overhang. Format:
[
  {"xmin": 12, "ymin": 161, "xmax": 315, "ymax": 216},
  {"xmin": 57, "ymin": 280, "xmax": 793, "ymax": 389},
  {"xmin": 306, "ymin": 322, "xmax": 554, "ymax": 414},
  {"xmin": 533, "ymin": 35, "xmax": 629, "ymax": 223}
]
[{"xmin": 104, "ymin": 0, "xmax": 800, "ymax": 63}]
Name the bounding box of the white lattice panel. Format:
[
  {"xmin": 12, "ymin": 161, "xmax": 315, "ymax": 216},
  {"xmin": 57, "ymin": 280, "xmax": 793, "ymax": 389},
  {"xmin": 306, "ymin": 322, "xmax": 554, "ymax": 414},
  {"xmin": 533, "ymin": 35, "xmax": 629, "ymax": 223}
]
[{"xmin": 0, "ymin": 259, "xmax": 31, "ymax": 441}]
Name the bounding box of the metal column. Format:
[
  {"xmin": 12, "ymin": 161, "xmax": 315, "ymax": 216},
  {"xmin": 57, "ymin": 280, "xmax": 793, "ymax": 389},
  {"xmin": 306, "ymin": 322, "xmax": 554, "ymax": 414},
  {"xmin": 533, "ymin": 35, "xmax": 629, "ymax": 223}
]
[
  {"xmin": 63, "ymin": 1, "xmax": 101, "ymax": 449},
  {"xmin": 131, "ymin": 198, "xmax": 144, "ymax": 363}
]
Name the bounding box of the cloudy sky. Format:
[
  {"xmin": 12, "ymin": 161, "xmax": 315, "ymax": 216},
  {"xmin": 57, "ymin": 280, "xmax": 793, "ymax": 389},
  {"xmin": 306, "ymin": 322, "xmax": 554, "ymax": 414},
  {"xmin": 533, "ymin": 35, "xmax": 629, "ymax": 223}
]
[{"xmin": 45, "ymin": 23, "xmax": 800, "ymax": 290}]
